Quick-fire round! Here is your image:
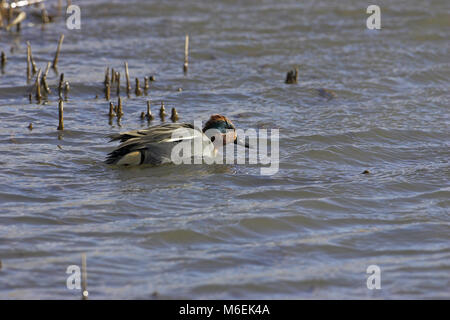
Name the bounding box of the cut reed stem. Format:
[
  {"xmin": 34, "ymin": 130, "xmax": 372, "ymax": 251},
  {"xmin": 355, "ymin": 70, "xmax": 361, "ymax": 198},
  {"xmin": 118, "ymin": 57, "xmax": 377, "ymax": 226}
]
[
  {"xmin": 135, "ymin": 78, "xmax": 142, "ymax": 96},
  {"xmin": 57, "ymin": 99, "xmax": 64, "ymax": 130},
  {"xmin": 109, "ymin": 102, "xmax": 115, "ymax": 117},
  {"xmin": 1, "ymin": 51, "xmax": 6, "ymax": 71},
  {"xmin": 52, "ymin": 34, "xmax": 64, "ymax": 69},
  {"xmin": 115, "ymin": 72, "xmax": 120, "ymax": 95},
  {"xmin": 26, "ymin": 42, "xmax": 31, "ymax": 81},
  {"xmin": 144, "ymin": 77, "xmax": 149, "ymax": 95},
  {"xmin": 146, "ymin": 100, "xmax": 154, "ymax": 121},
  {"xmin": 124, "ymin": 62, "xmax": 131, "ymax": 96},
  {"xmin": 35, "ymin": 68, "xmax": 42, "ymax": 102},
  {"xmin": 171, "ymin": 107, "xmax": 179, "ymax": 122},
  {"xmin": 81, "ymin": 253, "xmax": 88, "ymax": 300},
  {"xmin": 183, "ymin": 34, "xmax": 189, "ymax": 73}
]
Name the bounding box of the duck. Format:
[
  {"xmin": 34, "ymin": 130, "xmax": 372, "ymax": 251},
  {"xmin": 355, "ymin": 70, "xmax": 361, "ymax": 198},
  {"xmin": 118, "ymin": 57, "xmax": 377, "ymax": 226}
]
[{"xmin": 106, "ymin": 114, "xmax": 249, "ymax": 166}]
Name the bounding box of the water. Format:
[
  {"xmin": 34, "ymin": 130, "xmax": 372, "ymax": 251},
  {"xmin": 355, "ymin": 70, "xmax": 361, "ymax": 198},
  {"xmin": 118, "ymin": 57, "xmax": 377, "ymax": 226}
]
[{"xmin": 0, "ymin": 0, "xmax": 449, "ymax": 299}]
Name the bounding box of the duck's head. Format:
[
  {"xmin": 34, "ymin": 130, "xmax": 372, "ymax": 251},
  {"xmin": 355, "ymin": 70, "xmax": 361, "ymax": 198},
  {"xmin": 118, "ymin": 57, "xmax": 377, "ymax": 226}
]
[{"xmin": 202, "ymin": 114, "xmax": 249, "ymax": 148}]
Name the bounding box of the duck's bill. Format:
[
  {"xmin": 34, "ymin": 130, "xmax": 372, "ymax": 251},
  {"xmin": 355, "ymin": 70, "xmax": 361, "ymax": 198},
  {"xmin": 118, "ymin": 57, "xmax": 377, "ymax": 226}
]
[{"xmin": 234, "ymin": 137, "xmax": 250, "ymax": 148}]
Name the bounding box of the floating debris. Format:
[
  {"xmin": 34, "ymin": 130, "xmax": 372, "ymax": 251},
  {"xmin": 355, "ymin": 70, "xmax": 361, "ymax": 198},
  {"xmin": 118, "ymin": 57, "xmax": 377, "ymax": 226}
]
[
  {"xmin": 183, "ymin": 34, "xmax": 189, "ymax": 73},
  {"xmin": 135, "ymin": 78, "xmax": 142, "ymax": 96},
  {"xmin": 57, "ymin": 99, "xmax": 64, "ymax": 130},
  {"xmin": 177, "ymin": 87, "xmax": 182, "ymax": 92},
  {"xmin": 28, "ymin": 123, "xmax": 33, "ymax": 130},
  {"xmin": 317, "ymin": 88, "xmax": 336, "ymax": 100},
  {"xmin": 52, "ymin": 34, "xmax": 64, "ymax": 69},
  {"xmin": 149, "ymin": 75, "xmax": 155, "ymax": 82},
  {"xmin": 285, "ymin": 68, "xmax": 298, "ymax": 84},
  {"xmin": 140, "ymin": 111, "xmax": 146, "ymax": 120},
  {"xmin": 170, "ymin": 108, "xmax": 179, "ymax": 122},
  {"xmin": 362, "ymin": 170, "xmax": 370, "ymax": 175}
]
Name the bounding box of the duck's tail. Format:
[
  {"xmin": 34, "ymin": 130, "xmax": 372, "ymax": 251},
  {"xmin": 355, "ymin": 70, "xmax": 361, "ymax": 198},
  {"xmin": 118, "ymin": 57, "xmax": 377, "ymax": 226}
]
[{"xmin": 105, "ymin": 145, "xmax": 145, "ymax": 166}]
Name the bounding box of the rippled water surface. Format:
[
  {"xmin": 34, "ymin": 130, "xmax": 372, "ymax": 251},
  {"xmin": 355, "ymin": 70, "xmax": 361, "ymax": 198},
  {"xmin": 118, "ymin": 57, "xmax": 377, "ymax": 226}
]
[{"xmin": 0, "ymin": 0, "xmax": 449, "ymax": 299}]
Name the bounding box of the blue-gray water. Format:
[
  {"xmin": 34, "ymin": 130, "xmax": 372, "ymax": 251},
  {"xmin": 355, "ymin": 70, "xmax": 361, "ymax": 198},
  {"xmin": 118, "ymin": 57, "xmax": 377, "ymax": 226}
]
[{"xmin": 0, "ymin": 0, "xmax": 449, "ymax": 299}]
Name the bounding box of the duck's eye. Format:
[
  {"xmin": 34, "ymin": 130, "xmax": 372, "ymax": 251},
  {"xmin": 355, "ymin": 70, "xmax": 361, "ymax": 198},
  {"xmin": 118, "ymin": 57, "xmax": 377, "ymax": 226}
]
[{"xmin": 211, "ymin": 136, "xmax": 216, "ymax": 142}]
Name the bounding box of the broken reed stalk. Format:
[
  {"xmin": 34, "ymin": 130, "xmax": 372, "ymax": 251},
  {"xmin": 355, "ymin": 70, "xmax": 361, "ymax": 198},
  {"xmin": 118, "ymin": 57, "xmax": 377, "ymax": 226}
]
[
  {"xmin": 1, "ymin": 51, "xmax": 6, "ymax": 70},
  {"xmin": 41, "ymin": 6, "xmax": 49, "ymax": 24},
  {"xmin": 81, "ymin": 253, "xmax": 88, "ymax": 300},
  {"xmin": 104, "ymin": 67, "xmax": 110, "ymax": 87},
  {"xmin": 57, "ymin": 0, "xmax": 62, "ymax": 16},
  {"xmin": 44, "ymin": 62, "xmax": 51, "ymax": 77},
  {"xmin": 109, "ymin": 102, "xmax": 115, "ymax": 117},
  {"xmin": 42, "ymin": 74, "xmax": 51, "ymax": 94},
  {"xmin": 27, "ymin": 42, "xmax": 37, "ymax": 74},
  {"xmin": 135, "ymin": 78, "xmax": 142, "ymax": 96},
  {"xmin": 58, "ymin": 73, "xmax": 64, "ymax": 97},
  {"xmin": 183, "ymin": 34, "xmax": 189, "ymax": 73},
  {"xmin": 146, "ymin": 100, "xmax": 154, "ymax": 120},
  {"xmin": 105, "ymin": 83, "xmax": 110, "ymax": 100},
  {"xmin": 111, "ymin": 68, "xmax": 115, "ymax": 84},
  {"xmin": 52, "ymin": 34, "xmax": 64, "ymax": 69},
  {"xmin": 159, "ymin": 101, "xmax": 166, "ymax": 120},
  {"xmin": 117, "ymin": 96, "xmax": 123, "ymax": 117},
  {"xmin": 144, "ymin": 77, "xmax": 149, "ymax": 94},
  {"xmin": 5, "ymin": 10, "xmax": 26, "ymax": 31},
  {"xmin": 64, "ymin": 81, "xmax": 70, "ymax": 99},
  {"xmin": 115, "ymin": 72, "xmax": 120, "ymax": 95},
  {"xmin": 124, "ymin": 62, "xmax": 131, "ymax": 96},
  {"xmin": 35, "ymin": 69, "xmax": 42, "ymax": 101},
  {"xmin": 26, "ymin": 42, "xmax": 31, "ymax": 81},
  {"xmin": 171, "ymin": 108, "xmax": 179, "ymax": 122},
  {"xmin": 57, "ymin": 99, "xmax": 64, "ymax": 130},
  {"xmin": 285, "ymin": 68, "xmax": 298, "ymax": 84}
]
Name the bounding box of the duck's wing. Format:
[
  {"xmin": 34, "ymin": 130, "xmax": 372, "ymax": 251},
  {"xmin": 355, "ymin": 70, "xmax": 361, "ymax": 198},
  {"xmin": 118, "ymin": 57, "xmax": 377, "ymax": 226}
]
[
  {"xmin": 108, "ymin": 123, "xmax": 196, "ymax": 144},
  {"xmin": 106, "ymin": 123, "xmax": 208, "ymax": 165}
]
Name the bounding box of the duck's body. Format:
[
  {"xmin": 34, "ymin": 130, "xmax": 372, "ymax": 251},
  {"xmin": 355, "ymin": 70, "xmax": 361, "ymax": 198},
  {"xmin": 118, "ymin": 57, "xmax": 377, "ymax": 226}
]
[
  {"xmin": 106, "ymin": 115, "xmax": 245, "ymax": 166},
  {"xmin": 106, "ymin": 123, "xmax": 214, "ymax": 166}
]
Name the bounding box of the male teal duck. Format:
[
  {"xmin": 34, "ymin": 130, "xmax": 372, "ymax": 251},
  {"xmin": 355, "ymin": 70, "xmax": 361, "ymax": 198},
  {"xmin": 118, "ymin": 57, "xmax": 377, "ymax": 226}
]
[{"xmin": 106, "ymin": 114, "xmax": 249, "ymax": 166}]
